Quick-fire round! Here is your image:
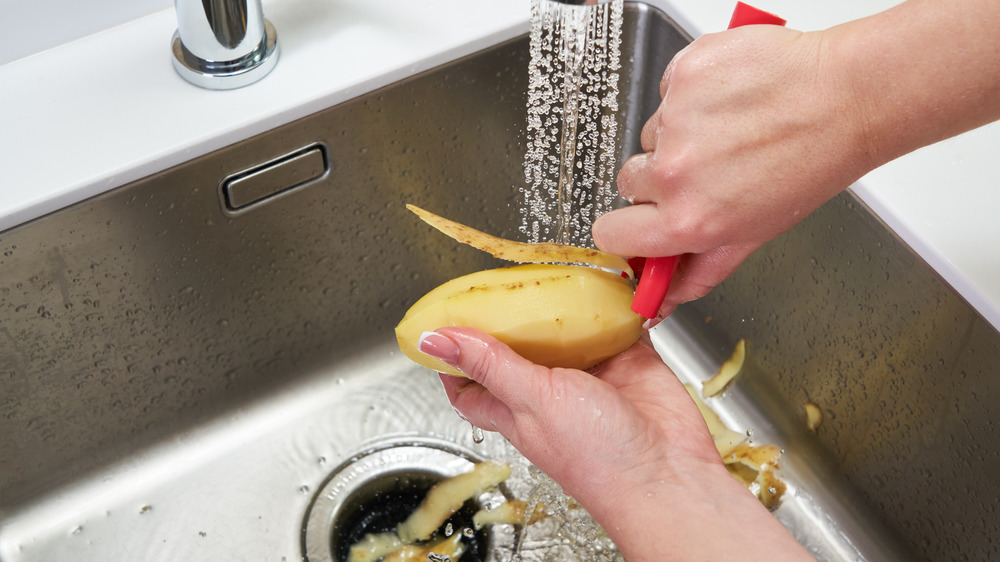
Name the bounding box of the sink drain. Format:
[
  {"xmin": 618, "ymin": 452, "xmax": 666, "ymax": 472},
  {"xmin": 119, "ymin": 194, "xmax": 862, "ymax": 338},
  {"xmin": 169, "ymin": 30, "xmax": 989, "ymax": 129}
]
[{"xmin": 302, "ymin": 437, "xmax": 516, "ymax": 562}]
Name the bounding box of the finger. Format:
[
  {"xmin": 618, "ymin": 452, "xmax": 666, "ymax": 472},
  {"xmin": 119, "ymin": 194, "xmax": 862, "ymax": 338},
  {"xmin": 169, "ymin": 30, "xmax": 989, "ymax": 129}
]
[
  {"xmin": 639, "ymin": 107, "xmax": 662, "ymax": 153},
  {"xmin": 663, "ymin": 243, "xmax": 758, "ymax": 308},
  {"xmin": 659, "ymin": 44, "xmax": 688, "ymax": 99},
  {"xmin": 419, "ymin": 327, "xmax": 549, "ymax": 413},
  {"xmin": 592, "ymin": 204, "xmax": 680, "ymax": 257},
  {"xmin": 615, "ymin": 153, "xmax": 653, "ymax": 204},
  {"xmin": 438, "ymin": 372, "xmax": 515, "ymax": 433},
  {"xmin": 659, "ymin": 59, "xmax": 672, "ymax": 99}
]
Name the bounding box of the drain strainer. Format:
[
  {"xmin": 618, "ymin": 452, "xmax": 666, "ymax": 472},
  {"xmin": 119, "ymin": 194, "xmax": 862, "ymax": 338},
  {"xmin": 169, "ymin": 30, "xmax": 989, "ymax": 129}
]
[{"xmin": 302, "ymin": 437, "xmax": 516, "ymax": 562}]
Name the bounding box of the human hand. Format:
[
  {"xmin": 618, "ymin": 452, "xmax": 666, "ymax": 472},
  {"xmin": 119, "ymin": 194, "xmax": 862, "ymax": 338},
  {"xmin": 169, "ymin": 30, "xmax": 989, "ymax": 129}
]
[
  {"xmin": 423, "ymin": 327, "xmax": 721, "ymax": 503},
  {"xmin": 419, "ymin": 327, "xmax": 812, "ymax": 561},
  {"xmin": 592, "ymin": 25, "xmax": 874, "ymax": 317}
]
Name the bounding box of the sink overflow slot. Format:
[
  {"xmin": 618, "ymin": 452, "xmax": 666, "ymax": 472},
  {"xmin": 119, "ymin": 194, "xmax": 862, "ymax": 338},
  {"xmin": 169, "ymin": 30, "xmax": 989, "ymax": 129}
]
[{"xmin": 220, "ymin": 143, "xmax": 329, "ymax": 213}]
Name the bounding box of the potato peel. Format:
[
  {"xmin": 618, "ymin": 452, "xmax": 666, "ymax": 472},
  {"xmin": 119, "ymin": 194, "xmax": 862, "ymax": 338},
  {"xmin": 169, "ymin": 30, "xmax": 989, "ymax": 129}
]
[
  {"xmin": 381, "ymin": 533, "xmax": 465, "ymax": 562},
  {"xmin": 703, "ymin": 339, "xmax": 746, "ymax": 397},
  {"xmin": 724, "ymin": 443, "xmax": 786, "ymax": 510},
  {"xmin": 472, "ymin": 499, "xmax": 549, "ymax": 529},
  {"xmin": 347, "ymin": 532, "xmax": 404, "ymax": 562},
  {"xmin": 349, "ymin": 461, "xmax": 511, "ymax": 562},
  {"xmin": 685, "ymin": 382, "xmax": 787, "ymax": 509},
  {"xmin": 804, "ymin": 402, "xmax": 823, "ymax": 431},
  {"xmin": 407, "ymin": 204, "xmax": 633, "ymax": 279},
  {"xmin": 397, "ymin": 460, "xmax": 511, "ymax": 543},
  {"xmin": 685, "ymin": 384, "xmax": 746, "ymax": 458}
]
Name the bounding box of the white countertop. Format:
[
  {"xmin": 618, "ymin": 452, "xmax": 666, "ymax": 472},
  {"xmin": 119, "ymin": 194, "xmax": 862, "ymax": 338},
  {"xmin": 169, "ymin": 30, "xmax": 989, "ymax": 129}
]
[{"xmin": 2, "ymin": 0, "xmax": 998, "ymax": 331}]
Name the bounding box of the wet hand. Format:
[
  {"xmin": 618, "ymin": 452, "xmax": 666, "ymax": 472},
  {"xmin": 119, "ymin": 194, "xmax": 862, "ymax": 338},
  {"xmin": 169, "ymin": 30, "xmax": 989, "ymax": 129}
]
[
  {"xmin": 418, "ymin": 326, "xmax": 813, "ymax": 561},
  {"xmin": 592, "ymin": 25, "xmax": 873, "ymax": 317},
  {"xmin": 420, "ymin": 327, "xmax": 721, "ymax": 506}
]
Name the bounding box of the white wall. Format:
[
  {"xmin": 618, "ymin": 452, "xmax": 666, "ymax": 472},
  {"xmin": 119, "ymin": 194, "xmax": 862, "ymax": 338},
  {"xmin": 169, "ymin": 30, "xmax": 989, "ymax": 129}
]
[{"xmin": 0, "ymin": 0, "xmax": 171, "ymax": 65}]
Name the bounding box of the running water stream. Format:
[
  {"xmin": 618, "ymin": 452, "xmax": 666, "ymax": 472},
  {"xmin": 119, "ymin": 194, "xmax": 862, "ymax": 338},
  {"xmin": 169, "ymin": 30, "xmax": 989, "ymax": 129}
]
[
  {"xmin": 520, "ymin": 0, "xmax": 624, "ymax": 247},
  {"xmin": 505, "ymin": 2, "xmax": 628, "ymax": 560}
]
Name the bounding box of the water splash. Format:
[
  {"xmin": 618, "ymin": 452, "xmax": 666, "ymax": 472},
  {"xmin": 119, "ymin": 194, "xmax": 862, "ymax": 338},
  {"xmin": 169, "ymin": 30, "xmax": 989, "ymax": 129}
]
[{"xmin": 521, "ymin": 0, "xmax": 623, "ymax": 247}]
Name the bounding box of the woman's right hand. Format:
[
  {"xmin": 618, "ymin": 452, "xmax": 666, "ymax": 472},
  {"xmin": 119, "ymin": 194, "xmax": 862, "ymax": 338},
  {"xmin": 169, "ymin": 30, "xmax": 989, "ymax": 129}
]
[
  {"xmin": 595, "ymin": 0, "xmax": 1000, "ymax": 318},
  {"xmin": 593, "ymin": 23, "xmax": 876, "ymax": 317}
]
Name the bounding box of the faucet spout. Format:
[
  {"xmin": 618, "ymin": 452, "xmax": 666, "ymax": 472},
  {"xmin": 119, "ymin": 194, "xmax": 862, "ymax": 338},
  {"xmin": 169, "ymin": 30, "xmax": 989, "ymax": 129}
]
[{"xmin": 171, "ymin": 0, "xmax": 279, "ymax": 90}]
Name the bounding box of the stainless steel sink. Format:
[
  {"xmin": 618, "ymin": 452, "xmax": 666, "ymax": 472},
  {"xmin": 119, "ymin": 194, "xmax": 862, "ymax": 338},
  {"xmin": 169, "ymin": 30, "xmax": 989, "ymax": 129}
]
[{"xmin": 2, "ymin": 3, "xmax": 998, "ymax": 561}]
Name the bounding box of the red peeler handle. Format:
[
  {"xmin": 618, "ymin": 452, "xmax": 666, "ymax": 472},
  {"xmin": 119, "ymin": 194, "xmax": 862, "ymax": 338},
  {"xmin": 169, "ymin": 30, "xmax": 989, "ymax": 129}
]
[
  {"xmin": 630, "ymin": 2, "xmax": 785, "ymax": 319},
  {"xmin": 728, "ymin": 2, "xmax": 786, "ymax": 28}
]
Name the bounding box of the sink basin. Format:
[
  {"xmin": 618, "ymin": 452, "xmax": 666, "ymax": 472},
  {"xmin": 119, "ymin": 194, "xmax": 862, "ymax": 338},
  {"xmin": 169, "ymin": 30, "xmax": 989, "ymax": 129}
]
[{"xmin": 2, "ymin": 3, "xmax": 998, "ymax": 561}]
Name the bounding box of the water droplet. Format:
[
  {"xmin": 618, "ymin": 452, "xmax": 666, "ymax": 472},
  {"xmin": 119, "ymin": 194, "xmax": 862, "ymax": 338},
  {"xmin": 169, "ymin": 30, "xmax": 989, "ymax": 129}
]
[{"xmin": 471, "ymin": 424, "xmax": 485, "ymax": 444}]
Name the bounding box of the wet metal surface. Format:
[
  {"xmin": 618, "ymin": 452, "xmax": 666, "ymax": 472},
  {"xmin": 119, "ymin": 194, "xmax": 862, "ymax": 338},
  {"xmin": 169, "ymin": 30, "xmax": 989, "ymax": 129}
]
[{"xmin": 1, "ymin": 3, "xmax": 998, "ymax": 561}]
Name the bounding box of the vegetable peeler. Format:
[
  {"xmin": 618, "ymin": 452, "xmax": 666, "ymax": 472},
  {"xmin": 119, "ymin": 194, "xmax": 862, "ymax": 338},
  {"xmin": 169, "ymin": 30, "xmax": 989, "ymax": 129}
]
[{"xmin": 630, "ymin": 2, "xmax": 786, "ymax": 319}]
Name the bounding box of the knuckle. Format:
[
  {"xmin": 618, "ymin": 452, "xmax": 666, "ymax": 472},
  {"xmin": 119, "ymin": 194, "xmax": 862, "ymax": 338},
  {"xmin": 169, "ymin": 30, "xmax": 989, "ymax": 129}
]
[{"xmin": 465, "ymin": 349, "xmax": 496, "ymax": 385}]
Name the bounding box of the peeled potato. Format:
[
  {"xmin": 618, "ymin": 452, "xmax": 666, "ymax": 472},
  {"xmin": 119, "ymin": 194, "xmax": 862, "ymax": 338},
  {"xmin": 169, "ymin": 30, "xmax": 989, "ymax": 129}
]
[{"xmin": 396, "ymin": 263, "xmax": 643, "ymax": 377}]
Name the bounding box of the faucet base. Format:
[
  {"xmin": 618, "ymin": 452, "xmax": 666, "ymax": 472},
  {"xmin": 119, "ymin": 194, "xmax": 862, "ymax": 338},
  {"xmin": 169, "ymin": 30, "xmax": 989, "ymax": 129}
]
[{"xmin": 171, "ymin": 19, "xmax": 279, "ymax": 90}]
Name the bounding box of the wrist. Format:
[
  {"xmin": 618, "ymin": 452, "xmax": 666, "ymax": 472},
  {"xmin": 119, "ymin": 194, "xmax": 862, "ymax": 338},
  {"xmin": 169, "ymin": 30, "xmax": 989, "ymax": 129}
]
[{"xmin": 581, "ymin": 458, "xmax": 809, "ymax": 561}]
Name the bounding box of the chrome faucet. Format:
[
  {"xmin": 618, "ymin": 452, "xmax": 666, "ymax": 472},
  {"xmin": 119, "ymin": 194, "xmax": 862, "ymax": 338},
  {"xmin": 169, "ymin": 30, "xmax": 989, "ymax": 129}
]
[{"xmin": 171, "ymin": 0, "xmax": 280, "ymax": 90}]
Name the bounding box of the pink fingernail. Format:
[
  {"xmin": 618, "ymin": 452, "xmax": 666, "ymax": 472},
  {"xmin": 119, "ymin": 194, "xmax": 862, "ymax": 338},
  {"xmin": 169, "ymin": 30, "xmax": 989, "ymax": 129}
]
[{"xmin": 418, "ymin": 331, "xmax": 460, "ymax": 366}]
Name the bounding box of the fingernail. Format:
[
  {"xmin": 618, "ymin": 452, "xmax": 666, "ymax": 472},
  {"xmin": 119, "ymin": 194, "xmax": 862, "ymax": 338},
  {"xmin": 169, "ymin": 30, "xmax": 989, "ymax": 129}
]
[{"xmin": 418, "ymin": 331, "xmax": 460, "ymax": 366}]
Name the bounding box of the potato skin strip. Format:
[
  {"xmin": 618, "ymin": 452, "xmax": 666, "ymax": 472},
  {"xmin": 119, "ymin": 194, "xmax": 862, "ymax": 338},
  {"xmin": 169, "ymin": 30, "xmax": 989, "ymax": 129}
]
[
  {"xmin": 685, "ymin": 380, "xmax": 787, "ymax": 509},
  {"xmin": 407, "ymin": 204, "xmax": 633, "ymax": 279},
  {"xmin": 396, "ymin": 460, "xmax": 511, "ymax": 543},
  {"xmin": 804, "ymin": 402, "xmax": 823, "ymax": 431},
  {"xmin": 381, "ymin": 534, "xmax": 465, "ymax": 562},
  {"xmin": 703, "ymin": 339, "xmax": 746, "ymax": 397}
]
